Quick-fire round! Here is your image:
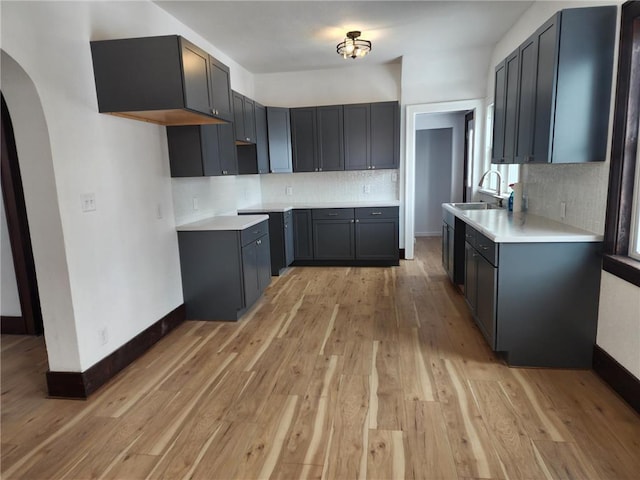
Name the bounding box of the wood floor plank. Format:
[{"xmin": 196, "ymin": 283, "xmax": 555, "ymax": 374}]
[{"xmin": 3, "ymin": 238, "xmax": 640, "ymax": 480}]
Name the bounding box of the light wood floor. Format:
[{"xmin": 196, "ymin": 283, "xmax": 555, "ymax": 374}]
[{"xmin": 2, "ymin": 238, "xmax": 639, "ymax": 479}]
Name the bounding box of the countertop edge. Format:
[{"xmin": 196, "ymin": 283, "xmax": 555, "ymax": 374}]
[{"xmin": 176, "ymin": 214, "xmax": 269, "ymax": 232}]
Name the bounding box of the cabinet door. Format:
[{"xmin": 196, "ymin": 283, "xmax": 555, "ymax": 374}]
[
  {"xmin": 293, "ymin": 209, "xmax": 314, "ymax": 260},
  {"xmin": 267, "ymin": 107, "xmax": 292, "ymax": 173},
  {"xmin": 370, "ymin": 102, "xmax": 399, "ymax": 169},
  {"xmin": 167, "ymin": 126, "xmax": 206, "ymax": 177},
  {"xmin": 503, "ymin": 50, "xmax": 520, "ymax": 164},
  {"xmin": 201, "ymin": 124, "xmax": 223, "ymax": 176},
  {"xmin": 464, "ymin": 242, "xmax": 478, "ymax": 314},
  {"xmin": 514, "ymin": 35, "xmax": 538, "ymax": 164},
  {"xmin": 316, "ymin": 105, "xmax": 344, "ymax": 171},
  {"xmin": 256, "ymin": 235, "xmax": 271, "ymax": 292},
  {"xmin": 531, "ymin": 16, "xmax": 558, "ymax": 164},
  {"xmin": 241, "ymin": 241, "xmax": 260, "ymax": 309},
  {"xmin": 243, "ymin": 97, "xmax": 256, "ymax": 143},
  {"xmin": 355, "ymin": 219, "xmax": 398, "ymax": 261},
  {"xmin": 208, "ymin": 55, "xmax": 232, "ymax": 121},
  {"xmin": 291, "ymin": 108, "xmax": 317, "ymax": 172},
  {"xmin": 476, "ymin": 255, "xmax": 497, "ymax": 348},
  {"xmin": 218, "ymin": 122, "xmax": 238, "ymax": 175},
  {"xmin": 284, "ymin": 212, "xmax": 295, "ymax": 266},
  {"xmin": 313, "ymin": 220, "xmax": 355, "ymax": 260},
  {"xmin": 492, "ymin": 60, "xmax": 507, "ymax": 164},
  {"xmin": 447, "ymin": 224, "xmax": 455, "ymax": 280},
  {"xmin": 344, "ymin": 104, "xmax": 370, "ymax": 170},
  {"xmin": 254, "ymin": 102, "xmax": 270, "ymax": 174},
  {"xmin": 442, "ymin": 223, "xmax": 449, "ymax": 272},
  {"xmin": 180, "ymin": 38, "xmax": 211, "ymax": 116},
  {"xmin": 232, "ymin": 91, "xmax": 246, "ymax": 143}
]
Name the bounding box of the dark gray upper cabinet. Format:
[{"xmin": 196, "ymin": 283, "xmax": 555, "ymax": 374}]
[
  {"xmin": 291, "ymin": 106, "xmax": 344, "ymax": 172},
  {"xmin": 267, "ymin": 107, "xmax": 293, "ymax": 173},
  {"xmin": 370, "ymin": 102, "xmax": 400, "ymax": 169},
  {"xmin": 237, "ymin": 101, "xmax": 269, "ymax": 175},
  {"xmin": 167, "ymin": 124, "xmax": 237, "ymax": 177},
  {"xmin": 90, "ymin": 35, "xmax": 232, "ymax": 126},
  {"xmin": 492, "ymin": 50, "xmax": 519, "ymax": 164},
  {"xmin": 291, "ymin": 107, "xmax": 318, "ymax": 172},
  {"xmin": 232, "ymin": 91, "xmax": 257, "ymax": 144},
  {"xmin": 491, "ymin": 61, "xmax": 507, "ymax": 164},
  {"xmin": 345, "ymin": 102, "xmax": 399, "ymax": 170},
  {"xmin": 492, "ymin": 6, "xmax": 616, "ymax": 164},
  {"xmin": 344, "ymin": 104, "xmax": 370, "ymax": 170},
  {"xmin": 254, "ymin": 103, "xmax": 270, "ymax": 174},
  {"xmin": 316, "ymin": 106, "xmax": 345, "ymax": 171}
]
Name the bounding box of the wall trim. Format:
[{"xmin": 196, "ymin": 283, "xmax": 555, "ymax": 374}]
[
  {"xmin": 1, "ymin": 315, "xmax": 26, "ymax": 334},
  {"xmin": 46, "ymin": 304, "xmax": 185, "ymax": 399},
  {"xmin": 593, "ymin": 344, "xmax": 640, "ymax": 414}
]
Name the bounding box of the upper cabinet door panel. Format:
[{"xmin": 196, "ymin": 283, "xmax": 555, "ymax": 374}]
[
  {"xmin": 267, "ymin": 107, "xmax": 293, "ymax": 173},
  {"xmin": 232, "ymin": 91, "xmax": 246, "ymax": 143},
  {"xmin": 254, "ymin": 102, "xmax": 270, "ymax": 174},
  {"xmin": 492, "ymin": 60, "xmax": 507, "ymax": 164},
  {"xmin": 208, "ymin": 56, "xmax": 232, "ymax": 121},
  {"xmin": 344, "ymin": 104, "xmax": 370, "ymax": 170},
  {"xmin": 514, "ymin": 36, "xmax": 538, "ymax": 163},
  {"xmin": 180, "ymin": 38, "xmax": 211, "ymax": 116},
  {"xmin": 370, "ymin": 102, "xmax": 399, "ymax": 169},
  {"xmin": 503, "ymin": 50, "xmax": 520, "ymax": 164},
  {"xmin": 291, "ymin": 107, "xmax": 317, "ymax": 172},
  {"xmin": 243, "ymin": 97, "xmax": 256, "ymax": 143},
  {"xmin": 316, "ymin": 105, "xmax": 344, "ymax": 171}
]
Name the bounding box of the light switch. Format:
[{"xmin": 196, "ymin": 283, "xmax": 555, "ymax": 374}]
[
  {"xmin": 286, "ymin": 186, "xmax": 293, "ymax": 196},
  {"xmin": 193, "ymin": 197, "xmax": 199, "ymax": 210}
]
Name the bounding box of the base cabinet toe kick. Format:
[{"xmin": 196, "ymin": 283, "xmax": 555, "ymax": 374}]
[{"xmin": 444, "ymin": 206, "xmax": 602, "ymax": 368}]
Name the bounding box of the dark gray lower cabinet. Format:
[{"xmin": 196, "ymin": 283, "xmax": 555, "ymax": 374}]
[
  {"xmin": 241, "ymin": 210, "xmax": 294, "ymax": 275},
  {"xmin": 293, "ymin": 209, "xmax": 314, "ymax": 260},
  {"xmin": 293, "ymin": 207, "xmax": 399, "ymax": 265},
  {"xmin": 462, "ymin": 223, "xmax": 601, "ymax": 368},
  {"xmin": 177, "ymin": 220, "xmax": 270, "ymax": 321},
  {"xmin": 442, "ymin": 209, "xmax": 465, "ymax": 283}
]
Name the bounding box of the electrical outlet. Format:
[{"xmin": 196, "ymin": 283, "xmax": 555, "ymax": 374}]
[
  {"xmin": 285, "ymin": 186, "xmax": 293, "ymax": 196},
  {"xmin": 391, "ymin": 172, "xmax": 398, "ymax": 182},
  {"xmin": 80, "ymin": 193, "xmax": 96, "ymax": 212},
  {"xmin": 156, "ymin": 203, "xmax": 163, "ymax": 219},
  {"xmin": 363, "ymin": 184, "xmax": 371, "ymax": 194},
  {"xmin": 560, "ymin": 201, "xmax": 567, "ymax": 219},
  {"xmin": 99, "ymin": 327, "xmax": 108, "ymax": 346},
  {"xmin": 192, "ymin": 196, "xmax": 199, "ymax": 210}
]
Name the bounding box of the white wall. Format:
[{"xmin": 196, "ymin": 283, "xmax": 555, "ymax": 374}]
[
  {"xmin": 1, "ymin": 1, "xmax": 254, "ymax": 372},
  {"xmin": 597, "ymin": 272, "xmax": 640, "ymax": 378},
  {"xmin": 415, "ymin": 128, "xmax": 453, "ymax": 236},
  {"xmin": 1, "ymin": 191, "xmax": 21, "ymax": 317}
]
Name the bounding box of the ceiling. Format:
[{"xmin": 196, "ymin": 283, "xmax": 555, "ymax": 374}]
[{"xmin": 155, "ymin": 1, "xmax": 534, "ymax": 74}]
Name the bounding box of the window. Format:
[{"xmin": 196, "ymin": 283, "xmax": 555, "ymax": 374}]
[
  {"xmin": 480, "ymin": 103, "xmax": 520, "ymax": 196},
  {"xmin": 603, "ymin": 0, "xmax": 640, "ymax": 287}
]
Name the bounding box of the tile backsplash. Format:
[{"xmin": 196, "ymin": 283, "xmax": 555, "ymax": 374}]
[
  {"xmin": 260, "ymin": 170, "xmax": 399, "ymax": 203},
  {"xmin": 171, "ymin": 175, "xmax": 262, "ymax": 225},
  {"xmin": 523, "ymin": 162, "xmax": 609, "ymax": 235}
]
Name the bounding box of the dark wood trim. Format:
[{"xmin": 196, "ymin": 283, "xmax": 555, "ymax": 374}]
[
  {"xmin": 603, "ymin": 254, "xmax": 640, "ymax": 288},
  {"xmin": 399, "ymin": 248, "xmax": 406, "ymax": 260},
  {"xmin": 593, "ymin": 344, "xmax": 640, "ymax": 414},
  {"xmin": 46, "ymin": 304, "xmax": 185, "ymax": 398},
  {"xmin": 604, "ymin": 1, "xmax": 640, "ymax": 257},
  {"xmin": 1, "ymin": 316, "xmax": 26, "ymax": 334},
  {"xmin": 1, "ymin": 94, "xmax": 43, "ymax": 335}
]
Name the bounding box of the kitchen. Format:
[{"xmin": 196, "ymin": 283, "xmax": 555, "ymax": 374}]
[{"xmin": 1, "ymin": 0, "xmax": 639, "ymax": 478}]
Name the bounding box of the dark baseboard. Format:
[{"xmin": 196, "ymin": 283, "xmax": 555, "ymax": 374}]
[
  {"xmin": 1, "ymin": 315, "xmax": 26, "ymax": 334},
  {"xmin": 399, "ymin": 248, "xmax": 406, "ymax": 260},
  {"xmin": 291, "ymin": 258, "xmax": 399, "ymax": 267},
  {"xmin": 593, "ymin": 344, "xmax": 640, "ymax": 414},
  {"xmin": 46, "ymin": 304, "xmax": 185, "ymax": 399}
]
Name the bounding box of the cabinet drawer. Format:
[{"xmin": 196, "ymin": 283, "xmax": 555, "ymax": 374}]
[
  {"xmin": 355, "ymin": 206, "xmax": 398, "ymax": 220},
  {"xmin": 241, "ymin": 220, "xmax": 269, "ymax": 246},
  {"xmin": 475, "ymin": 231, "xmax": 498, "ymax": 267},
  {"xmin": 312, "ymin": 208, "xmax": 354, "ymax": 220},
  {"xmin": 464, "ymin": 225, "xmax": 477, "ymax": 248}
]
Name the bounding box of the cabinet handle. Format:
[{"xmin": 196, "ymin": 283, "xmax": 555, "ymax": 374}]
[
  {"xmin": 465, "ymin": 234, "xmax": 473, "ymax": 239},
  {"xmin": 253, "ymin": 230, "xmax": 260, "ymax": 234},
  {"xmin": 371, "ymin": 212, "xmax": 382, "ymax": 215},
  {"xmin": 350, "ymin": 219, "xmax": 354, "ymax": 223},
  {"xmin": 355, "ymin": 219, "xmax": 359, "ymax": 223},
  {"xmin": 526, "ymin": 155, "xmax": 534, "ymax": 162},
  {"xmin": 367, "ymin": 166, "xmax": 371, "ymax": 169},
  {"xmin": 327, "ymin": 213, "xmax": 339, "ymax": 216},
  {"xmin": 257, "ymin": 239, "xmax": 261, "ymax": 245},
  {"xmin": 480, "ymin": 245, "xmax": 490, "ymax": 251},
  {"xmin": 319, "ymin": 168, "xmax": 323, "ymax": 171},
  {"xmin": 371, "ymin": 166, "xmax": 376, "ymax": 169},
  {"xmin": 222, "ymin": 170, "xmax": 228, "ymax": 175},
  {"xmin": 315, "ymin": 168, "xmax": 318, "ymax": 172}
]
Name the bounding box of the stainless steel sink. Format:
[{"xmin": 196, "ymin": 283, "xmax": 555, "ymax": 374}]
[{"xmin": 449, "ymin": 202, "xmax": 502, "ymax": 210}]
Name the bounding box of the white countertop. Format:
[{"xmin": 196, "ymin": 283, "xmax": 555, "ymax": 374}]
[
  {"xmin": 442, "ymin": 203, "xmax": 603, "ymax": 243},
  {"xmin": 176, "ymin": 214, "xmax": 269, "ymax": 231},
  {"xmin": 238, "ymin": 201, "xmax": 400, "ymax": 213}
]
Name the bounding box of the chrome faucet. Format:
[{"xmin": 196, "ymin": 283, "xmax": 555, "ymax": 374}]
[{"xmin": 478, "ymin": 169, "xmax": 503, "ymax": 196}]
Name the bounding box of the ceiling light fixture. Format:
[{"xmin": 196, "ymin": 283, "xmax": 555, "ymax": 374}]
[{"xmin": 336, "ymin": 31, "xmax": 371, "ymax": 59}]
